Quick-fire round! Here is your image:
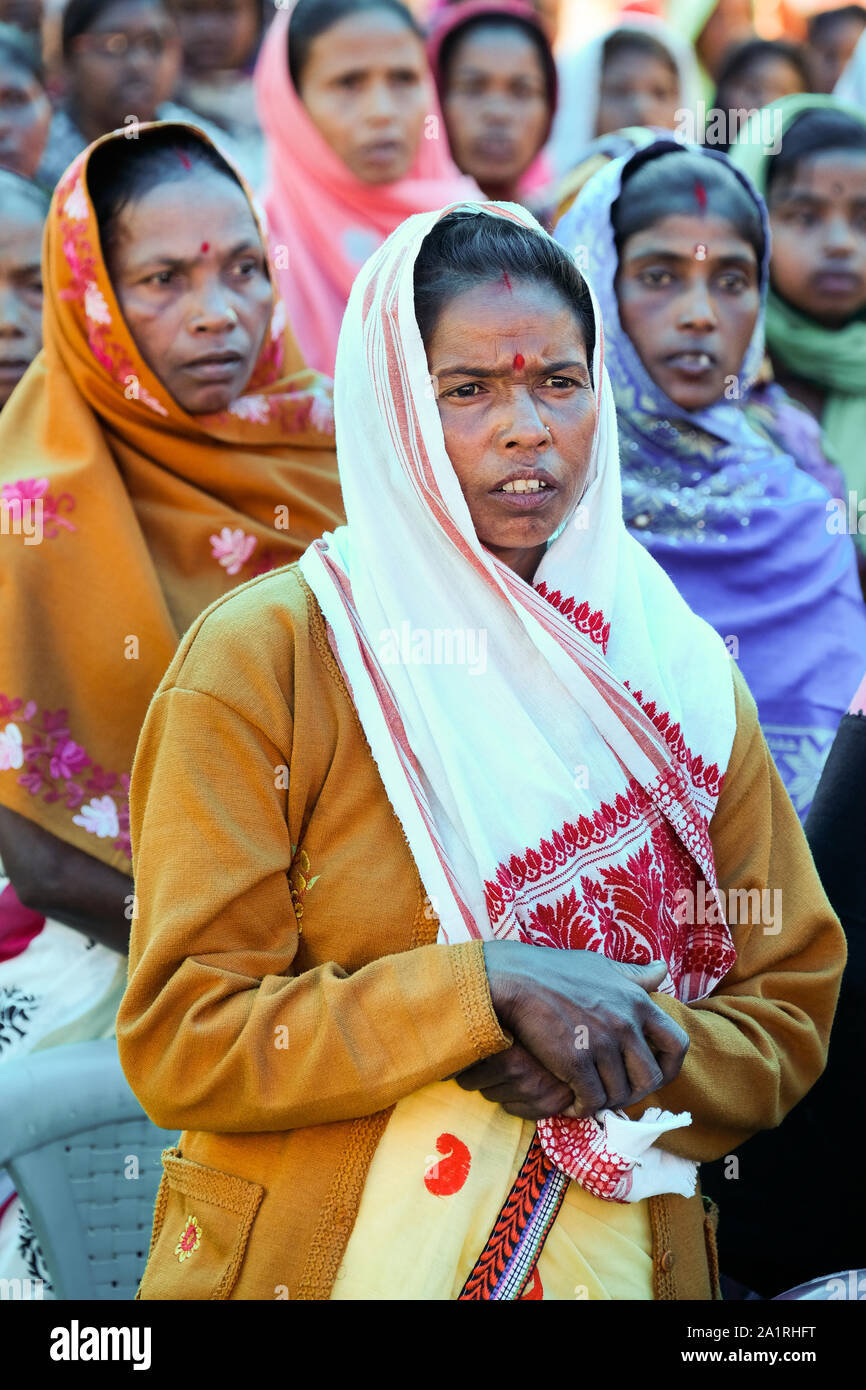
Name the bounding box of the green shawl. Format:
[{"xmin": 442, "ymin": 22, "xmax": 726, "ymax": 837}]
[{"xmin": 730, "ymin": 93, "xmax": 866, "ymax": 503}]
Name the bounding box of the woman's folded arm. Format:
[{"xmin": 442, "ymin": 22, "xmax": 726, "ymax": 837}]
[
  {"xmin": 0, "ymin": 804, "xmax": 133, "ymax": 952},
  {"xmin": 628, "ymin": 666, "xmax": 846, "ymax": 1162},
  {"xmin": 116, "ymin": 685, "xmax": 509, "ymax": 1134}
]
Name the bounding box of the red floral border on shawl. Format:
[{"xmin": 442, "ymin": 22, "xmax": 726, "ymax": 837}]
[
  {"xmin": 534, "ymin": 581, "xmax": 611, "ymax": 655},
  {"xmin": 480, "ymin": 760, "xmax": 733, "ymax": 1212},
  {"xmin": 472, "ymin": 609, "xmax": 733, "ymax": 1232},
  {"xmin": 484, "ymin": 777, "xmax": 733, "ymax": 997},
  {"xmin": 623, "ymin": 682, "xmax": 722, "ymax": 799},
  {"xmin": 481, "ymin": 659, "xmax": 732, "ymax": 996},
  {"xmin": 0, "ymin": 694, "xmax": 131, "ymax": 861},
  {"xmin": 531, "ymin": 586, "xmax": 723, "ymax": 802}
]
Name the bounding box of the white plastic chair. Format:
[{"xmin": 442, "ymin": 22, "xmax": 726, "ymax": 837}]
[{"xmin": 0, "ymin": 1039, "xmax": 177, "ymax": 1299}]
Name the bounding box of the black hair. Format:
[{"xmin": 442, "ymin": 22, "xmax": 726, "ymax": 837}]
[
  {"xmin": 437, "ymin": 11, "xmax": 556, "ymax": 109},
  {"xmin": 0, "ymin": 165, "xmax": 50, "ymax": 215},
  {"xmin": 766, "ymin": 106, "xmax": 866, "ymax": 196},
  {"xmin": 602, "ymin": 29, "xmax": 678, "ymax": 79},
  {"xmin": 61, "ymin": 0, "xmax": 168, "ymax": 60},
  {"xmin": 807, "ymin": 4, "xmax": 866, "ymax": 43},
  {"xmin": 0, "ymin": 20, "xmax": 45, "ymax": 85},
  {"xmin": 288, "ymin": 0, "xmax": 423, "ymax": 92},
  {"xmin": 714, "ymin": 37, "xmax": 811, "ymax": 100},
  {"xmin": 413, "ymin": 210, "xmax": 595, "ymax": 381},
  {"xmin": 611, "ymin": 145, "xmax": 765, "ymax": 265},
  {"xmin": 87, "ymin": 124, "xmax": 245, "ymax": 267}
]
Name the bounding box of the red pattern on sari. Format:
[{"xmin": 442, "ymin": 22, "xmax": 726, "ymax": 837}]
[{"xmin": 534, "ymin": 581, "xmax": 611, "ymax": 654}]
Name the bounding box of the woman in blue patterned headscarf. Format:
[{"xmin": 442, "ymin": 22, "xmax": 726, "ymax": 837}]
[{"xmin": 556, "ymin": 138, "xmax": 866, "ymax": 819}]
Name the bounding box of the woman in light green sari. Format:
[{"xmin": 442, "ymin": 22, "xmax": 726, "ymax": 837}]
[{"xmin": 730, "ymin": 94, "xmax": 866, "ymax": 578}]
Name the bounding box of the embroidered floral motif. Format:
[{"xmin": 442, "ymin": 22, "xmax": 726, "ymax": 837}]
[
  {"xmin": 0, "ymin": 694, "xmax": 131, "ymax": 859},
  {"xmin": 137, "ymin": 386, "xmax": 169, "ymax": 417},
  {"xmin": 2, "ymin": 478, "xmax": 77, "ymax": 538},
  {"xmin": 62, "ymin": 176, "xmax": 88, "ymax": 222},
  {"xmin": 49, "ymin": 737, "xmax": 89, "ymax": 780},
  {"xmin": 72, "ymin": 795, "xmax": 119, "ymax": 839},
  {"xmin": 56, "ymin": 166, "xmax": 170, "ymax": 419},
  {"xmin": 308, "ymin": 391, "xmax": 335, "ymax": 436},
  {"xmin": 174, "ymin": 1215, "xmax": 201, "ymax": 1262},
  {"xmin": 514, "ymin": 818, "xmax": 706, "ymax": 993},
  {"xmin": 210, "ymin": 526, "xmax": 258, "ymax": 575},
  {"xmin": 484, "ymin": 774, "xmax": 734, "ymax": 1002},
  {"xmin": 227, "ymin": 394, "xmax": 271, "ymax": 425},
  {"xmin": 483, "ymin": 779, "xmax": 647, "ymax": 927},
  {"xmin": 289, "ymin": 846, "xmax": 319, "ymax": 922},
  {"xmin": 83, "ymin": 281, "xmax": 111, "ymax": 325},
  {"xmin": 0, "ymin": 724, "xmax": 23, "ymax": 770},
  {"xmin": 269, "ymin": 298, "xmax": 287, "ymax": 342},
  {"xmin": 533, "ymin": 582, "xmax": 610, "ymax": 654},
  {"xmin": 623, "ymin": 683, "xmax": 723, "ymax": 798}
]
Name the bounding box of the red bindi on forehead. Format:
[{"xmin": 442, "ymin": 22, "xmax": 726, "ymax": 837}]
[
  {"xmin": 200, "ymin": 242, "xmax": 210, "ymax": 253},
  {"xmin": 513, "ymin": 353, "xmax": 525, "ymax": 369}
]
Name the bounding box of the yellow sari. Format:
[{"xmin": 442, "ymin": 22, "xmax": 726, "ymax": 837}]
[{"xmin": 331, "ymin": 1081, "xmax": 653, "ymax": 1301}]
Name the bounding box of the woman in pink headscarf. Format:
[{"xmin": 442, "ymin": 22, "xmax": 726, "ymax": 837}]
[
  {"xmin": 255, "ymin": 0, "xmax": 478, "ymax": 374},
  {"xmin": 427, "ymin": 0, "xmax": 558, "ymax": 218}
]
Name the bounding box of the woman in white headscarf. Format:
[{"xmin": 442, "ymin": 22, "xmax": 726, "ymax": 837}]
[
  {"xmin": 549, "ymin": 16, "xmax": 701, "ymax": 181},
  {"xmin": 117, "ymin": 201, "xmax": 842, "ymax": 1301}
]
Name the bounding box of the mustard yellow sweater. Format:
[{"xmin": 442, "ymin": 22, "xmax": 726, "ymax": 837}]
[{"xmin": 117, "ymin": 565, "xmax": 845, "ymax": 1300}]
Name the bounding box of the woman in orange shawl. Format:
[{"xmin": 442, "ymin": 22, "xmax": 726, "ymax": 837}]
[
  {"xmin": 0, "ymin": 117, "xmax": 341, "ymax": 1288},
  {"xmin": 0, "ymin": 118, "xmax": 341, "ymax": 1031}
]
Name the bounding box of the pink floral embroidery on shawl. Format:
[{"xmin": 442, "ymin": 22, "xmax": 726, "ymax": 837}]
[
  {"xmin": 57, "ymin": 170, "xmax": 169, "ymax": 418},
  {"xmin": 210, "ymin": 526, "xmax": 258, "ymax": 575},
  {"xmin": 227, "ymin": 395, "xmax": 271, "ymax": 425},
  {"xmin": 208, "ymin": 528, "xmax": 290, "ymax": 580},
  {"xmin": 242, "ymin": 290, "xmax": 285, "ymax": 391},
  {"xmin": 0, "ymin": 694, "xmax": 131, "ymax": 860},
  {"xmin": 2, "ymin": 478, "xmax": 77, "ymax": 538}
]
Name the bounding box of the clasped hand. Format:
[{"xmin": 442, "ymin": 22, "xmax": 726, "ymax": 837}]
[{"xmin": 454, "ymin": 941, "xmax": 689, "ymax": 1121}]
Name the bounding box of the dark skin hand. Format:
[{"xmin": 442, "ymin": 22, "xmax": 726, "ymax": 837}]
[
  {"xmin": 456, "ymin": 941, "xmax": 689, "ymax": 1121},
  {"xmin": 0, "ymin": 804, "xmax": 133, "ymax": 953}
]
